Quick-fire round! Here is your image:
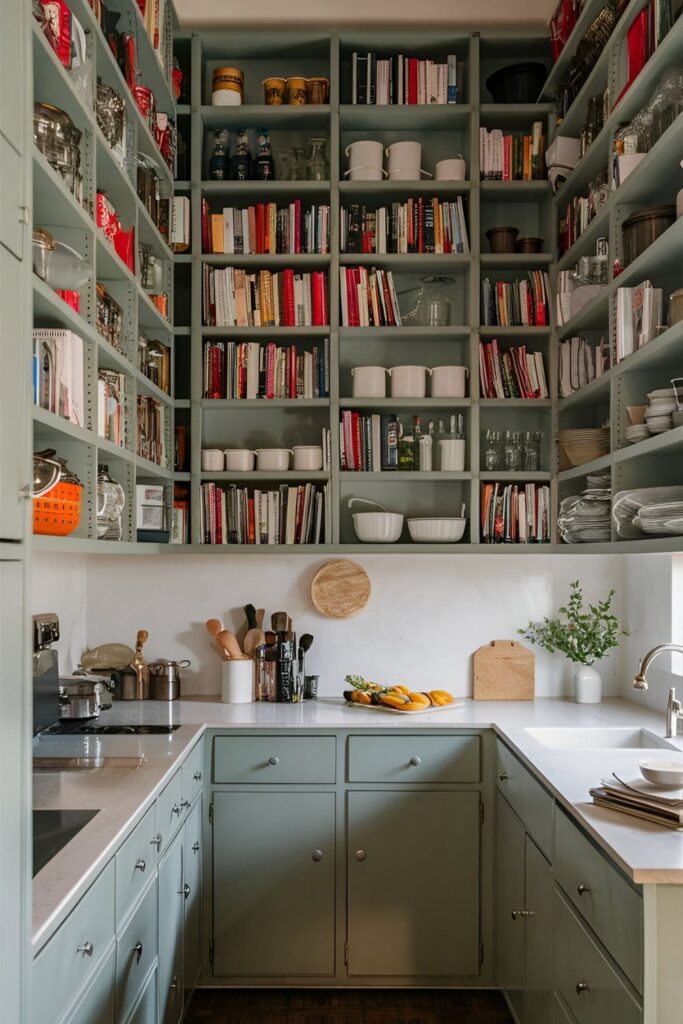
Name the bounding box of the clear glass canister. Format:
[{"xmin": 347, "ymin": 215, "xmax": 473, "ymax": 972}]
[
  {"xmin": 96, "ymin": 464, "xmax": 125, "ymax": 540},
  {"xmin": 306, "ymin": 138, "xmax": 328, "ymax": 181},
  {"xmin": 401, "ymin": 277, "xmax": 452, "ymax": 327}
]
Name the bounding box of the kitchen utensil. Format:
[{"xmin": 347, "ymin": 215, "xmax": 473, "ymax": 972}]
[
  {"xmin": 639, "ymin": 760, "xmax": 683, "ymax": 787},
  {"xmin": 255, "ymin": 608, "xmax": 266, "ymax": 629},
  {"xmin": 216, "ymin": 629, "xmax": 244, "ymax": 660},
  {"xmin": 515, "ymin": 236, "xmax": 543, "ymax": 254},
  {"xmin": 271, "ymin": 611, "xmax": 289, "ymax": 634},
  {"xmin": 299, "ymin": 633, "xmax": 314, "ymax": 655},
  {"xmin": 148, "ymin": 658, "xmax": 190, "ymax": 701},
  {"xmin": 385, "ymin": 141, "xmax": 430, "ymax": 180},
  {"xmin": 472, "ymin": 640, "xmax": 535, "ymax": 700},
  {"xmin": 311, "ymin": 559, "xmax": 372, "ymax": 618},
  {"xmin": 264, "ymin": 630, "xmax": 277, "ymax": 647},
  {"xmin": 221, "ymin": 658, "xmax": 254, "ymax": 703},
  {"xmin": 224, "ymin": 449, "xmax": 256, "ymax": 471},
  {"xmin": 486, "ymin": 226, "xmax": 519, "ymax": 253},
  {"xmin": 430, "ymin": 365, "xmax": 468, "ymax": 398},
  {"xmin": 292, "ymin": 446, "xmax": 323, "ymax": 471},
  {"xmin": 407, "ymin": 517, "xmax": 466, "ymax": 542},
  {"xmin": 388, "ymin": 365, "xmax": 430, "ymax": 398},
  {"xmin": 485, "ymin": 62, "xmax": 546, "ymax": 103},
  {"xmin": 244, "ymin": 604, "xmax": 258, "ymax": 630},
  {"xmin": 434, "ymin": 157, "xmax": 466, "ymax": 180},
  {"xmin": 438, "ymin": 438, "xmax": 466, "ymax": 471},
  {"xmin": 255, "ymin": 448, "xmax": 292, "ymax": 471},
  {"xmin": 112, "ymin": 667, "xmax": 147, "ymax": 700},
  {"xmin": 80, "ymin": 643, "xmax": 135, "ymax": 672},
  {"xmin": 206, "ymin": 618, "xmax": 224, "ymax": 641},
  {"xmin": 351, "ymin": 366, "xmax": 387, "ymax": 398},
  {"xmin": 345, "ymin": 140, "xmax": 383, "ymax": 175},
  {"xmin": 348, "ymin": 498, "xmax": 404, "ymax": 543},
  {"xmin": 130, "ymin": 630, "xmax": 150, "ymax": 696},
  {"xmin": 244, "ymin": 628, "xmax": 266, "ymax": 657}
]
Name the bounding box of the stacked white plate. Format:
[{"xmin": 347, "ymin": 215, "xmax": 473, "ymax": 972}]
[
  {"xmin": 625, "ymin": 423, "xmax": 650, "ymax": 444},
  {"xmin": 644, "ymin": 387, "xmax": 683, "ymax": 435},
  {"xmin": 613, "ymin": 486, "xmax": 683, "ymax": 538},
  {"xmin": 558, "ymin": 473, "xmax": 612, "ymax": 544}
]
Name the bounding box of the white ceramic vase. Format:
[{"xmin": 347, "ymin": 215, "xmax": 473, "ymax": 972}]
[{"xmin": 574, "ymin": 663, "xmax": 602, "ymax": 704}]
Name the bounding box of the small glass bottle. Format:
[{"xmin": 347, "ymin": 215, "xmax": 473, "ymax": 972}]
[
  {"xmin": 230, "ymin": 129, "xmax": 252, "ymax": 180},
  {"xmin": 484, "ymin": 429, "xmax": 500, "ymax": 471},
  {"xmin": 306, "ymin": 137, "xmax": 328, "ymax": 181},
  {"xmin": 398, "ymin": 421, "xmax": 414, "ymax": 470},
  {"xmin": 253, "ymin": 128, "xmax": 276, "ymax": 181},
  {"xmin": 208, "ymin": 129, "xmax": 229, "ymax": 181},
  {"xmin": 412, "ymin": 416, "xmax": 422, "ymax": 469},
  {"xmin": 504, "ymin": 430, "xmax": 521, "ymax": 472},
  {"xmin": 522, "ymin": 431, "xmax": 539, "ymax": 472}
]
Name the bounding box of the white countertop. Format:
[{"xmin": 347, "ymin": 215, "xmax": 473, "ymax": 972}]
[{"xmin": 32, "ymin": 696, "xmax": 683, "ymax": 954}]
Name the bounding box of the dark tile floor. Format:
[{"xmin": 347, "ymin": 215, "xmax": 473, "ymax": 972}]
[{"xmin": 186, "ymin": 988, "xmax": 513, "ymax": 1023}]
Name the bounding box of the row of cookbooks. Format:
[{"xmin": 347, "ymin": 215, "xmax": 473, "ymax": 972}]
[
  {"xmin": 613, "ymin": 281, "xmax": 663, "ymax": 363},
  {"xmin": 203, "ymin": 339, "xmax": 330, "ymax": 400},
  {"xmin": 558, "ymin": 336, "xmax": 608, "ymax": 398},
  {"xmin": 478, "ymin": 341, "xmax": 548, "ymax": 399},
  {"xmin": 199, "ymin": 482, "xmax": 329, "ymax": 545},
  {"xmin": 137, "ymin": 396, "xmax": 169, "ymax": 467},
  {"xmin": 480, "ymin": 482, "xmax": 551, "ymax": 543},
  {"xmin": 202, "ymin": 267, "xmax": 329, "ymax": 327},
  {"xmin": 350, "ymin": 53, "xmax": 459, "ymax": 105},
  {"xmin": 340, "ymin": 199, "xmax": 469, "ymax": 255},
  {"xmin": 480, "ymin": 272, "xmax": 551, "ymax": 327},
  {"xmin": 479, "ymin": 124, "xmax": 546, "ymax": 181},
  {"xmin": 615, "ymin": 0, "xmax": 680, "ymax": 106},
  {"xmin": 201, "ymin": 198, "xmax": 331, "ymax": 255},
  {"xmin": 33, "ymin": 329, "xmax": 84, "ymax": 428},
  {"xmin": 98, "ymin": 370, "xmax": 128, "ymax": 447},
  {"xmin": 340, "ymin": 267, "xmax": 401, "ymax": 327},
  {"xmin": 339, "ymin": 411, "xmax": 399, "ymax": 471}
]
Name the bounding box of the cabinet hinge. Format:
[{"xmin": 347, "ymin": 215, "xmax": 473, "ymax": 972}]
[
  {"xmin": 479, "ymin": 802, "xmax": 485, "ymax": 825},
  {"xmin": 344, "ymin": 941, "xmax": 349, "ymax": 966},
  {"xmin": 479, "ymin": 941, "xmax": 484, "ymax": 965},
  {"xmin": 209, "ymin": 939, "xmax": 214, "ymax": 964},
  {"xmin": 208, "ymin": 802, "xmax": 214, "ymax": 825}
]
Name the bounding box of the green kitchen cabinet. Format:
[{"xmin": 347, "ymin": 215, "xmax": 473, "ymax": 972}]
[
  {"xmin": 62, "ymin": 942, "xmax": 116, "ymax": 1024},
  {"xmin": 126, "ymin": 966, "xmax": 157, "ymax": 1024},
  {"xmin": 211, "ymin": 791, "xmax": 336, "ymax": 977},
  {"xmin": 0, "ymin": 239, "xmax": 28, "ymax": 541},
  {"xmin": 346, "ymin": 790, "xmax": 480, "ymax": 978},
  {"xmin": 183, "ymin": 798, "xmax": 203, "ymax": 1005},
  {"xmin": 524, "ymin": 834, "xmax": 554, "ymax": 1024},
  {"xmin": 158, "ymin": 830, "xmax": 184, "ymax": 1024}
]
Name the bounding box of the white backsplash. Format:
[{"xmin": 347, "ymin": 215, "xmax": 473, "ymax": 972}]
[{"xmin": 33, "ymin": 552, "xmax": 627, "ymax": 699}]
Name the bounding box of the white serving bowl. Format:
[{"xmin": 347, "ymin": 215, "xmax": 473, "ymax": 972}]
[
  {"xmin": 352, "ymin": 512, "xmax": 404, "ymax": 543},
  {"xmin": 639, "ymin": 759, "xmax": 683, "ymax": 788},
  {"xmin": 407, "ymin": 517, "xmax": 466, "ymax": 543}
]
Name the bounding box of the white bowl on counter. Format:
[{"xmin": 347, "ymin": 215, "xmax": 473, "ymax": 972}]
[
  {"xmin": 407, "ymin": 517, "xmax": 467, "ymax": 543},
  {"xmin": 348, "ymin": 498, "xmax": 403, "ymax": 543},
  {"xmin": 255, "ymin": 448, "xmax": 292, "ymax": 471},
  {"xmin": 639, "ymin": 759, "xmax": 683, "ymax": 788}
]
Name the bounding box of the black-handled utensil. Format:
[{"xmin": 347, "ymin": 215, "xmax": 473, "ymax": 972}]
[{"xmin": 244, "ymin": 604, "xmax": 258, "ymax": 630}]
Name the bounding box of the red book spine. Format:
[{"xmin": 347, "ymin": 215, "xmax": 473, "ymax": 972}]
[
  {"xmin": 255, "ymin": 204, "xmax": 264, "ymax": 254},
  {"xmin": 381, "ymin": 273, "xmax": 395, "ymax": 327},
  {"xmin": 247, "ymin": 497, "xmax": 255, "ymax": 544},
  {"xmin": 311, "ymin": 271, "xmax": 327, "ymax": 326},
  {"xmin": 266, "ymin": 343, "xmax": 275, "ymax": 399},
  {"xmin": 408, "ymin": 58, "xmax": 418, "ymax": 104},
  {"xmin": 503, "ymin": 136, "xmax": 511, "ymax": 181},
  {"xmin": 288, "ymin": 346, "xmax": 297, "ymax": 397},
  {"xmin": 417, "ymin": 197, "xmax": 424, "ymax": 253},
  {"xmin": 201, "ymin": 199, "xmax": 209, "ymax": 255},
  {"xmin": 281, "ymin": 269, "xmax": 295, "ymax": 327},
  {"xmin": 294, "ymin": 199, "xmax": 301, "ymax": 254},
  {"xmin": 352, "ymin": 412, "xmax": 362, "ymax": 471}
]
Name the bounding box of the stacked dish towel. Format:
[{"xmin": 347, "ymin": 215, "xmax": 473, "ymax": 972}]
[{"xmin": 558, "ymin": 473, "xmax": 611, "ymax": 543}]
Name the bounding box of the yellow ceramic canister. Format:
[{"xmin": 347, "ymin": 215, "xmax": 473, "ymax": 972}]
[
  {"xmin": 305, "ymin": 77, "xmax": 329, "ymax": 104},
  {"xmin": 262, "ymin": 76, "xmax": 287, "ymax": 105},
  {"xmin": 212, "ymin": 66, "xmax": 244, "ymax": 106},
  {"xmin": 286, "ymin": 77, "xmax": 307, "ymax": 105}
]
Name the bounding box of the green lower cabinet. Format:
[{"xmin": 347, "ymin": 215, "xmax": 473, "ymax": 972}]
[
  {"xmin": 158, "ymin": 831, "xmax": 184, "ymax": 1024},
  {"xmin": 524, "ymin": 835, "xmax": 553, "ymax": 1024},
  {"xmin": 183, "ymin": 799, "xmax": 203, "ymax": 1004},
  {"xmin": 126, "ymin": 966, "xmax": 157, "ymax": 1024},
  {"xmin": 63, "ymin": 942, "xmax": 116, "ymax": 1024},
  {"xmin": 212, "ymin": 791, "xmax": 336, "ymax": 977},
  {"xmin": 346, "ymin": 790, "xmax": 480, "ymax": 978},
  {"xmin": 495, "ymin": 793, "xmax": 526, "ymax": 1022}
]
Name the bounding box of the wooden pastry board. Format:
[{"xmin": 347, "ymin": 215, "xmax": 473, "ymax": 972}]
[
  {"xmin": 473, "ymin": 640, "xmax": 535, "ymax": 700},
  {"xmin": 311, "ymin": 559, "xmax": 371, "ymax": 619}
]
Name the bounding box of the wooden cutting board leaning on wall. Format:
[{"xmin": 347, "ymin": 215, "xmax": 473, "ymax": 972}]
[{"xmin": 472, "ymin": 640, "xmax": 535, "ymax": 700}]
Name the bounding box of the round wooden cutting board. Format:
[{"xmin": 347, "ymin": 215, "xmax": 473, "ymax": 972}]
[{"xmin": 311, "ymin": 560, "xmax": 371, "ymax": 619}]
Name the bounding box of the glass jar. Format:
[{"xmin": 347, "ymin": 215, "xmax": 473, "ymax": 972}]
[
  {"xmin": 306, "ymin": 137, "xmax": 328, "ymax": 181},
  {"xmin": 484, "ymin": 429, "xmax": 502, "ymax": 471},
  {"xmin": 504, "ymin": 430, "xmax": 521, "ymax": 472},
  {"xmin": 289, "ymin": 145, "xmax": 307, "ymax": 181},
  {"xmin": 400, "ymin": 277, "xmax": 452, "ymax": 327},
  {"xmin": 96, "ymin": 464, "xmax": 125, "ymax": 540},
  {"xmin": 522, "ymin": 431, "xmax": 539, "ymax": 472}
]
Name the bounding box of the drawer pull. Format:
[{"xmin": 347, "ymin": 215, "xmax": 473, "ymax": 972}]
[
  {"xmin": 355, "ymin": 849, "xmax": 367, "ymax": 861},
  {"xmin": 498, "ymin": 771, "xmax": 508, "ymax": 782},
  {"xmin": 192, "ymin": 841, "xmax": 200, "ymax": 854},
  {"xmin": 510, "ymin": 909, "xmax": 535, "ymax": 920},
  {"xmin": 577, "ymin": 883, "xmax": 591, "ymax": 896},
  {"xmin": 135, "ymin": 858, "xmax": 146, "ymax": 873},
  {"xmin": 150, "ymin": 834, "xmax": 162, "ymax": 850},
  {"xmin": 76, "ymin": 941, "xmax": 93, "ymax": 957},
  {"xmin": 170, "ymin": 975, "xmax": 179, "ymax": 992},
  {"xmin": 193, "ymin": 771, "xmax": 202, "ymax": 781},
  {"xmin": 575, "ymin": 981, "xmax": 589, "ymax": 995},
  {"xmin": 312, "ymin": 849, "xmax": 323, "ymax": 862},
  {"xmin": 183, "ymin": 883, "xmax": 191, "ymax": 899},
  {"xmin": 409, "ymin": 756, "xmax": 422, "ymax": 767},
  {"xmin": 180, "ymin": 799, "xmax": 191, "ymax": 811},
  {"xmin": 134, "ymin": 941, "xmax": 143, "ymax": 963},
  {"xmin": 268, "ymin": 756, "xmax": 280, "ymax": 766},
  {"xmin": 171, "ymin": 804, "xmax": 181, "ymax": 816}
]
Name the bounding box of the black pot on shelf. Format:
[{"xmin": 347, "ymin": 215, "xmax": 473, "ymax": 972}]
[{"xmin": 485, "ymin": 62, "xmax": 547, "ymax": 103}]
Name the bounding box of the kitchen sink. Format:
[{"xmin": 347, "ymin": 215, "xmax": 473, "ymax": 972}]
[{"xmin": 525, "ymin": 727, "xmax": 677, "ymax": 750}]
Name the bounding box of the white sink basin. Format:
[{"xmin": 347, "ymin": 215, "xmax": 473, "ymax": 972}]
[{"xmin": 525, "ymin": 727, "xmax": 677, "ymax": 750}]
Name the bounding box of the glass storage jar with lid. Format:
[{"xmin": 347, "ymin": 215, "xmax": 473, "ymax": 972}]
[
  {"xmin": 400, "ymin": 277, "xmax": 453, "ymax": 327},
  {"xmin": 96, "ymin": 465, "xmax": 125, "ymax": 540}
]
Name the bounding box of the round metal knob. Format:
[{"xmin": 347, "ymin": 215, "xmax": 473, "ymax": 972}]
[
  {"xmin": 135, "ymin": 858, "xmax": 146, "ymax": 873},
  {"xmin": 171, "ymin": 804, "xmax": 181, "ymax": 816},
  {"xmin": 268, "ymin": 756, "xmax": 280, "ymax": 766},
  {"xmin": 355, "ymin": 849, "xmax": 367, "ymax": 861},
  {"xmin": 575, "ymin": 981, "xmax": 589, "ymax": 995},
  {"xmin": 577, "ymin": 883, "xmax": 591, "ymax": 896},
  {"xmin": 409, "ymin": 756, "xmax": 421, "ymax": 767},
  {"xmin": 192, "ymin": 841, "xmax": 200, "ymax": 854},
  {"xmin": 193, "ymin": 771, "xmax": 202, "ymax": 781},
  {"xmin": 150, "ymin": 834, "xmax": 162, "ymax": 850},
  {"xmin": 77, "ymin": 941, "xmax": 93, "ymax": 957},
  {"xmin": 312, "ymin": 849, "xmax": 323, "ymax": 862},
  {"xmin": 180, "ymin": 799, "xmax": 191, "ymax": 811},
  {"xmin": 134, "ymin": 941, "xmax": 143, "ymax": 963},
  {"xmin": 183, "ymin": 883, "xmax": 191, "ymax": 898},
  {"xmin": 498, "ymin": 772, "xmax": 508, "ymax": 782}
]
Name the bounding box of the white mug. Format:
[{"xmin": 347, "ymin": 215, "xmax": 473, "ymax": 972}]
[
  {"xmin": 292, "ymin": 446, "xmax": 323, "ymax": 471},
  {"xmin": 343, "ymin": 165, "xmax": 388, "ymax": 181},
  {"xmin": 221, "ymin": 659, "xmax": 254, "ymax": 704},
  {"xmin": 351, "ymin": 365, "xmax": 388, "ymax": 397},
  {"xmin": 201, "ymin": 448, "xmax": 225, "ymax": 472},
  {"xmin": 345, "ymin": 140, "xmax": 384, "ymax": 170},
  {"xmin": 438, "ymin": 438, "xmax": 466, "ymax": 472},
  {"xmin": 255, "ymin": 448, "xmax": 292, "ymax": 471},
  {"xmin": 434, "ymin": 157, "xmax": 467, "ymax": 181},
  {"xmin": 224, "ymin": 448, "xmax": 256, "ymax": 472},
  {"xmin": 388, "ymin": 365, "xmax": 430, "ymax": 398},
  {"xmin": 431, "ymin": 365, "xmax": 468, "ymax": 398}
]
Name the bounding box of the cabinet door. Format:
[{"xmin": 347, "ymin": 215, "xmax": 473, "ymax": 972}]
[
  {"xmin": 0, "ymin": 243, "xmax": 27, "ymax": 540},
  {"xmin": 126, "ymin": 966, "xmax": 157, "ymax": 1024},
  {"xmin": 495, "ymin": 793, "xmax": 526, "ymax": 1024},
  {"xmin": 0, "ymin": 0, "xmax": 25, "ymax": 155},
  {"xmin": 347, "ymin": 790, "xmax": 480, "ymax": 978},
  {"xmin": 525, "ymin": 835, "xmax": 553, "ymax": 1024},
  {"xmin": 157, "ymin": 832, "xmax": 184, "ymax": 1024},
  {"xmin": 63, "ymin": 942, "xmax": 115, "ymax": 1024},
  {"xmin": 183, "ymin": 799, "xmax": 202, "ymax": 1002},
  {"xmin": 212, "ymin": 791, "xmax": 336, "ymax": 977}
]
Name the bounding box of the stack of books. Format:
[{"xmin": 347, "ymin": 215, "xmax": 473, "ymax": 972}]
[
  {"xmin": 202, "ymin": 267, "xmax": 328, "ymax": 327},
  {"xmin": 481, "ymin": 273, "xmax": 550, "ymax": 327},
  {"xmin": 615, "ymin": 0, "xmax": 679, "ymax": 106},
  {"xmin": 339, "ymin": 411, "xmax": 399, "ymax": 471},
  {"xmin": 479, "ymin": 340, "xmax": 548, "ymax": 399},
  {"xmin": 97, "ymin": 370, "xmax": 128, "ymax": 447},
  {"xmin": 613, "ymin": 281, "xmax": 663, "ymax": 363},
  {"xmin": 479, "ymin": 124, "xmax": 546, "ymax": 180},
  {"xmin": 199, "ymin": 482, "xmax": 328, "ymax": 545},
  {"xmin": 590, "ymin": 776, "xmax": 683, "ymax": 830},
  {"xmin": 558, "ymin": 336, "xmax": 608, "ymax": 397},
  {"xmin": 340, "ymin": 267, "xmax": 401, "ymax": 327},
  {"xmin": 558, "ymin": 190, "xmax": 603, "ymax": 254},
  {"xmin": 350, "ymin": 52, "xmax": 458, "ymax": 104},
  {"xmin": 481, "ymin": 481, "xmax": 551, "ymax": 543},
  {"xmin": 172, "ymin": 484, "xmax": 190, "ymax": 545},
  {"xmin": 341, "ymin": 198, "xmax": 469, "ymax": 255},
  {"xmin": 137, "ymin": 395, "xmax": 169, "ymax": 467},
  {"xmin": 32, "ymin": 329, "xmax": 84, "ymax": 427},
  {"xmin": 202, "ymin": 198, "xmax": 330, "ymax": 255},
  {"xmin": 203, "ymin": 339, "xmax": 330, "ymax": 400}
]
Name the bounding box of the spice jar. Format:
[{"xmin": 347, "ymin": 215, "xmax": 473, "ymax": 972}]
[
  {"xmin": 212, "ymin": 66, "xmax": 244, "ymax": 106},
  {"xmin": 286, "ymin": 77, "xmax": 307, "ymax": 105},
  {"xmin": 263, "ymin": 76, "xmax": 286, "ymax": 104},
  {"xmin": 305, "ymin": 77, "xmax": 329, "ymax": 104}
]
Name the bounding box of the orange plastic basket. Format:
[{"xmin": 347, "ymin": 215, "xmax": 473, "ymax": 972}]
[{"xmin": 33, "ymin": 480, "xmax": 83, "ymax": 536}]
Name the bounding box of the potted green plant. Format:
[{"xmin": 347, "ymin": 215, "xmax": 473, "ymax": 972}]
[{"xmin": 518, "ymin": 580, "xmax": 627, "ymax": 703}]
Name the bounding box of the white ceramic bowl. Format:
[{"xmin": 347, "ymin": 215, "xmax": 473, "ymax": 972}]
[
  {"xmin": 352, "ymin": 511, "xmax": 404, "ymax": 543},
  {"xmin": 255, "ymin": 448, "xmax": 292, "ymax": 471},
  {"xmin": 407, "ymin": 517, "xmax": 466, "ymax": 543},
  {"xmin": 224, "ymin": 448, "xmax": 256, "ymax": 472},
  {"xmin": 639, "ymin": 759, "xmax": 683, "ymax": 788},
  {"xmin": 292, "ymin": 445, "xmax": 323, "ymax": 471}
]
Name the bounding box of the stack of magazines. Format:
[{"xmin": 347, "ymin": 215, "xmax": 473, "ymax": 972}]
[
  {"xmin": 590, "ymin": 776, "xmax": 683, "ymax": 830},
  {"xmin": 558, "ymin": 473, "xmax": 611, "ymax": 544}
]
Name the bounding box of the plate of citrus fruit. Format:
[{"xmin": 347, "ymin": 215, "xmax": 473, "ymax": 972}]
[{"xmin": 343, "ymin": 674, "xmax": 461, "ymax": 714}]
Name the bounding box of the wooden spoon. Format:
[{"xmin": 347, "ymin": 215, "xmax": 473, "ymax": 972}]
[
  {"xmin": 206, "ymin": 618, "xmax": 224, "ymax": 639},
  {"xmin": 244, "ymin": 628, "xmax": 266, "ymax": 658},
  {"xmin": 216, "ymin": 629, "xmax": 244, "ymax": 660},
  {"xmin": 255, "ymin": 608, "xmax": 266, "ymax": 630}
]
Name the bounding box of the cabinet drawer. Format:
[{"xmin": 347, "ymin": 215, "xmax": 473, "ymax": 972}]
[
  {"xmin": 555, "ymin": 891, "xmax": 642, "ymax": 1024},
  {"xmin": 63, "ymin": 941, "xmax": 115, "ymax": 1024},
  {"xmin": 115, "ymin": 881, "xmax": 157, "ymax": 1022},
  {"xmin": 213, "ymin": 735, "xmax": 336, "ymax": 784},
  {"xmin": 347, "ymin": 735, "xmax": 480, "ymax": 784},
  {"xmin": 127, "ymin": 966, "xmax": 157, "ymax": 1024},
  {"xmin": 555, "ymin": 807, "xmax": 642, "ymax": 992},
  {"xmin": 116, "ymin": 805, "xmax": 157, "ymax": 926},
  {"xmin": 33, "ymin": 860, "xmax": 116, "ymax": 1024},
  {"xmin": 554, "ymin": 994, "xmax": 577, "ymax": 1024},
  {"xmin": 157, "ymin": 769, "xmax": 183, "ymax": 851},
  {"xmin": 181, "ymin": 740, "xmax": 204, "ymax": 805},
  {"xmin": 495, "ymin": 739, "xmax": 553, "ymax": 857}
]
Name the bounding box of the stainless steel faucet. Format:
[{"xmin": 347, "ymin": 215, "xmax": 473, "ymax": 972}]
[{"xmin": 633, "ymin": 644, "xmax": 683, "ymax": 737}]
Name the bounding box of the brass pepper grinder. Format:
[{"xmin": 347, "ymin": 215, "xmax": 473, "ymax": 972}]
[{"xmin": 131, "ymin": 629, "xmax": 150, "ymax": 699}]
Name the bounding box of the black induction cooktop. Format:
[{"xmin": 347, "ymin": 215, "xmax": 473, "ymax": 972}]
[
  {"xmin": 33, "ymin": 809, "xmax": 100, "ymax": 877},
  {"xmin": 42, "ymin": 723, "xmax": 181, "ymax": 735}
]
